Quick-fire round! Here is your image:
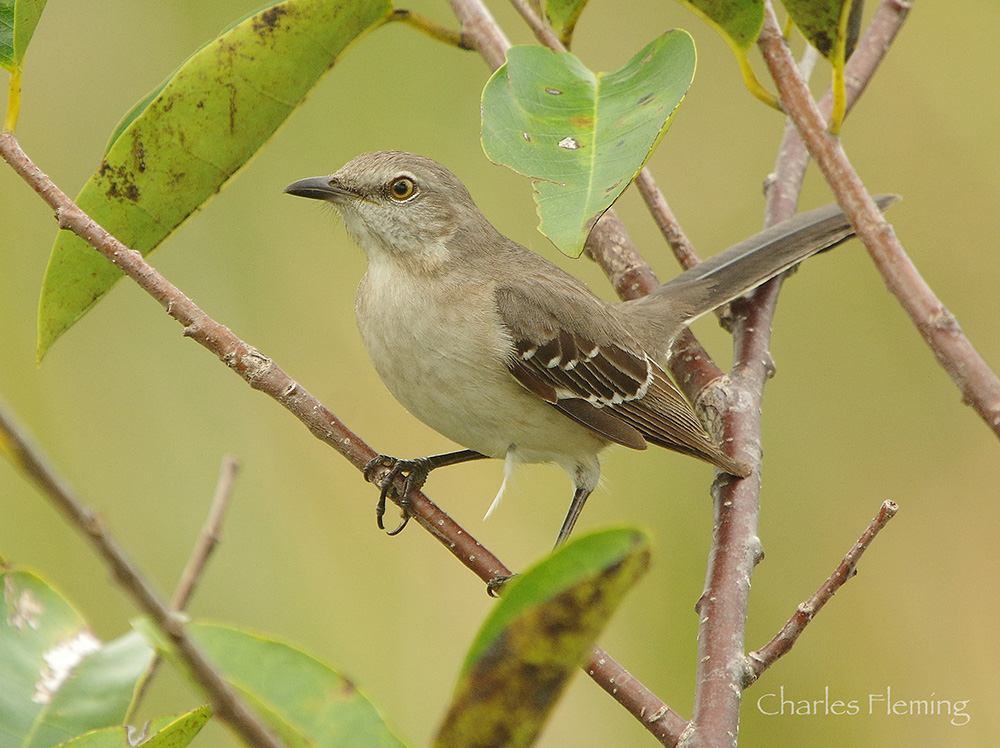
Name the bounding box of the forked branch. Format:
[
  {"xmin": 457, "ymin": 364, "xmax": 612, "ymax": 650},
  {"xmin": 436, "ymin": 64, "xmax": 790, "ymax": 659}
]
[{"xmin": 0, "ymin": 130, "xmax": 682, "ymax": 747}]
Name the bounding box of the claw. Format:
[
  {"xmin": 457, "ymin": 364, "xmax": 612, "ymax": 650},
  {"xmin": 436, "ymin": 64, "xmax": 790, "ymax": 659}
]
[
  {"xmin": 363, "ymin": 455, "xmax": 431, "ymax": 535},
  {"xmin": 486, "ymin": 574, "xmax": 515, "ymax": 597}
]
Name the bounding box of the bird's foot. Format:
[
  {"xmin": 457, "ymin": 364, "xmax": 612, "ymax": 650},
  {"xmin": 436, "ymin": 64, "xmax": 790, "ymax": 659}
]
[
  {"xmin": 363, "ymin": 455, "xmax": 432, "ymax": 535},
  {"xmin": 486, "ymin": 574, "xmax": 517, "ymax": 597}
]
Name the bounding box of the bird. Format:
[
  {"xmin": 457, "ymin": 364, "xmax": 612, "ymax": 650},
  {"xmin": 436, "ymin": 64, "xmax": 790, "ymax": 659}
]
[{"xmin": 285, "ymin": 150, "xmax": 895, "ymax": 546}]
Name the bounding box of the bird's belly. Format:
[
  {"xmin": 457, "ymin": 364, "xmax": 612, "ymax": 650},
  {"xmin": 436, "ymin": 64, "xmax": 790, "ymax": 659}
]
[{"xmin": 355, "ymin": 275, "xmax": 606, "ymax": 464}]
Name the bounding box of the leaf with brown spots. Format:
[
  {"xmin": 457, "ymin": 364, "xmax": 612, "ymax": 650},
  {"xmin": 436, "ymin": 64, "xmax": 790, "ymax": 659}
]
[
  {"xmin": 433, "ymin": 529, "xmax": 650, "ymax": 748},
  {"xmin": 779, "ymin": 0, "xmax": 864, "ymax": 132},
  {"xmin": 543, "ymin": 0, "xmax": 589, "ymax": 48},
  {"xmin": 37, "ymin": 0, "xmax": 392, "ymax": 361}
]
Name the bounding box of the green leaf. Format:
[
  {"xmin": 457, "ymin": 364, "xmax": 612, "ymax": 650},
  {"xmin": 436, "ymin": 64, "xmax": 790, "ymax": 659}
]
[
  {"xmin": 0, "ymin": 569, "xmax": 155, "ymax": 748},
  {"xmin": 0, "ymin": 4, "xmax": 14, "ymax": 70},
  {"xmin": 0, "ymin": 0, "xmax": 47, "ymax": 71},
  {"xmin": 137, "ymin": 621, "xmax": 409, "ymax": 748},
  {"xmin": 2, "ymin": 0, "xmax": 48, "ymax": 131},
  {"xmin": 543, "ymin": 0, "xmax": 589, "ymax": 48},
  {"xmin": 52, "ymin": 706, "xmax": 212, "ymax": 748},
  {"xmin": 432, "ymin": 528, "xmax": 650, "ymax": 748},
  {"xmin": 780, "ymin": 0, "xmax": 864, "ymax": 133},
  {"xmin": 677, "ymin": 0, "xmax": 763, "ymax": 49},
  {"xmin": 482, "ymin": 32, "xmax": 695, "ymax": 257},
  {"xmin": 672, "ymin": 0, "xmax": 778, "ymax": 108},
  {"xmin": 37, "ymin": 0, "xmax": 392, "ymax": 362},
  {"xmin": 781, "ymin": 0, "xmax": 861, "ymax": 59}
]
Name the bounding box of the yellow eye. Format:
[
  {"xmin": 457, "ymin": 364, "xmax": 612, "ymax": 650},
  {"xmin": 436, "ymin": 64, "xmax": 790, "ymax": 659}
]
[{"xmin": 389, "ymin": 177, "xmax": 416, "ymax": 201}]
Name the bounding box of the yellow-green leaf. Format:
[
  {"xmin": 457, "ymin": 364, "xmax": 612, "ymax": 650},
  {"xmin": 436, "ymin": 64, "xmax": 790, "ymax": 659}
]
[
  {"xmin": 482, "ymin": 32, "xmax": 695, "ymax": 257},
  {"xmin": 2, "ymin": 0, "xmax": 50, "ymax": 131},
  {"xmin": 543, "ymin": 0, "xmax": 589, "ymax": 48},
  {"xmin": 37, "ymin": 0, "xmax": 392, "ymax": 362},
  {"xmin": 0, "ymin": 0, "xmax": 47, "ymax": 70},
  {"xmin": 432, "ymin": 528, "xmax": 650, "ymax": 748},
  {"xmin": 53, "ymin": 706, "xmax": 212, "ymax": 748},
  {"xmin": 136, "ymin": 620, "xmax": 410, "ymax": 748},
  {"xmin": 0, "ymin": 569, "xmax": 155, "ymax": 748},
  {"xmin": 673, "ymin": 0, "xmax": 778, "ymax": 109}
]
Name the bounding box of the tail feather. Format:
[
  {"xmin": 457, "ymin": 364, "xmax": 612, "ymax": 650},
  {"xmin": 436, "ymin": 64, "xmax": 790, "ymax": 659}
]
[{"xmin": 647, "ymin": 195, "xmax": 898, "ymax": 323}]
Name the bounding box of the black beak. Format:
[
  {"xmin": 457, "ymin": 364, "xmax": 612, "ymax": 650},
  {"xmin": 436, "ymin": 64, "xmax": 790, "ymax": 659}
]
[{"xmin": 284, "ymin": 176, "xmax": 356, "ymax": 202}]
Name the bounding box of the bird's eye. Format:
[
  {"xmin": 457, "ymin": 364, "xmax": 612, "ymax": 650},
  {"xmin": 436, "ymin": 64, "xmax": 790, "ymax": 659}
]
[{"xmin": 389, "ymin": 177, "xmax": 416, "ymax": 201}]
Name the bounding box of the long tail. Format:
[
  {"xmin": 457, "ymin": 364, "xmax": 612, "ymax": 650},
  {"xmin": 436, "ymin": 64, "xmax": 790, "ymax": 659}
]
[{"xmin": 644, "ymin": 195, "xmax": 898, "ymax": 323}]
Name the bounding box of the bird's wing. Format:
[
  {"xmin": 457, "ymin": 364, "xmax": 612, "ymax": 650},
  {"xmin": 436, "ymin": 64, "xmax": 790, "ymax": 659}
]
[{"xmin": 494, "ymin": 282, "xmax": 749, "ymax": 475}]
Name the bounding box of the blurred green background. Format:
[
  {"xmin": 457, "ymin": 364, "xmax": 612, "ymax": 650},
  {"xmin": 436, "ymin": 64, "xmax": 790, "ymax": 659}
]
[{"xmin": 1, "ymin": 1, "xmax": 997, "ymax": 746}]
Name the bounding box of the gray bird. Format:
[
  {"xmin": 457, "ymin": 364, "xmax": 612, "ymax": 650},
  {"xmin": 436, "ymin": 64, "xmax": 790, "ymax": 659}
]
[{"xmin": 286, "ymin": 151, "xmax": 895, "ymax": 546}]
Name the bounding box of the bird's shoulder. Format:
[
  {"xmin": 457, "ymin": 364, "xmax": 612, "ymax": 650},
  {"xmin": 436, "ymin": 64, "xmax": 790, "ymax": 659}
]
[
  {"xmin": 492, "ymin": 274, "xmax": 652, "ymax": 411},
  {"xmin": 490, "ymin": 265, "xmax": 746, "ymax": 474}
]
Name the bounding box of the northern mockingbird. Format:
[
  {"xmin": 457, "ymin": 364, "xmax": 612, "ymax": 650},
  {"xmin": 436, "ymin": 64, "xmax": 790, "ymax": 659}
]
[{"xmin": 286, "ymin": 151, "xmax": 895, "ymax": 546}]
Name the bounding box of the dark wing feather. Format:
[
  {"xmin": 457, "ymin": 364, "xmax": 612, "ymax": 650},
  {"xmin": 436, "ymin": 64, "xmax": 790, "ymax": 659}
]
[{"xmin": 495, "ymin": 282, "xmax": 749, "ymax": 475}]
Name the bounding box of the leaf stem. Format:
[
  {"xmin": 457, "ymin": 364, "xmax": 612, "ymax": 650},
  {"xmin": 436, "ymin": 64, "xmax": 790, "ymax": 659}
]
[
  {"xmin": 4, "ymin": 66, "xmax": 22, "ymax": 133},
  {"xmin": 388, "ymin": 9, "xmax": 472, "ymax": 50}
]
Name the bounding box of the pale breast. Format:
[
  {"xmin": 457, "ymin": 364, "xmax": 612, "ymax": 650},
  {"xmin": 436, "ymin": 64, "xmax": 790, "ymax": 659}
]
[{"xmin": 354, "ymin": 262, "xmax": 607, "ymax": 462}]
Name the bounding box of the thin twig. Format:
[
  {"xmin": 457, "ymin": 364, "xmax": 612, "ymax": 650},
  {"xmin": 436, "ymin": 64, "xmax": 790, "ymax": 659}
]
[
  {"xmin": 507, "ymin": 0, "xmax": 565, "ymax": 51},
  {"xmin": 0, "ymin": 131, "xmax": 508, "ymax": 587},
  {"xmin": 758, "ymin": 1, "xmax": 1000, "ymax": 437},
  {"xmin": 587, "ymin": 646, "xmax": 688, "ymax": 744},
  {"xmin": 388, "ymin": 9, "xmax": 472, "ymax": 49},
  {"xmin": 172, "ymin": 455, "xmax": 241, "ymax": 611},
  {"xmin": 685, "ymin": 6, "xmax": 914, "ymax": 745},
  {"xmin": 745, "ymin": 500, "xmax": 899, "ymax": 684},
  {"xmin": 634, "ymin": 169, "xmax": 702, "ymax": 272},
  {"xmin": 132, "ymin": 455, "xmax": 242, "ymax": 717},
  {"xmin": 765, "ymin": 0, "xmax": 908, "ymax": 217},
  {"xmin": 0, "ymin": 398, "xmax": 286, "ymax": 748}
]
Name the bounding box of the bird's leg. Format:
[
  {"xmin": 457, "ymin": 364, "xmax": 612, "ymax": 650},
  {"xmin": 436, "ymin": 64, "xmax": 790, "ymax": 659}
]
[
  {"xmin": 554, "ymin": 485, "xmax": 594, "ymax": 548},
  {"xmin": 363, "ymin": 449, "xmax": 488, "ymax": 535}
]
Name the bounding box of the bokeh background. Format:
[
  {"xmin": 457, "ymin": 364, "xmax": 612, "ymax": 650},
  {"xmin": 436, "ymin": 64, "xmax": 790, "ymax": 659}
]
[{"xmin": 2, "ymin": 1, "xmax": 997, "ymax": 746}]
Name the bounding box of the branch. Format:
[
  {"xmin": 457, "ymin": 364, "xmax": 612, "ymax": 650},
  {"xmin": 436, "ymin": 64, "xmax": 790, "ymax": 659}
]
[
  {"xmin": 684, "ymin": 6, "xmax": 914, "ymax": 745},
  {"xmin": 0, "ymin": 128, "xmax": 681, "ymax": 743},
  {"xmin": 758, "ymin": 0, "xmax": 1000, "ymax": 438},
  {"xmin": 0, "ymin": 398, "xmax": 285, "ymax": 748},
  {"xmin": 172, "ymin": 455, "xmax": 241, "ymax": 611},
  {"xmin": 507, "ymin": 0, "xmax": 564, "ymax": 50},
  {"xmin": 588, "ymin": 646, "xmax": 689, "ymax": 743},
  {"xmin": 634, "ymin": 169, "xmax": 702, "ymax": 272},
  {"xmin": 745, "ymin": 500, "xmax": 899, "ymax": 684},
  {"xmin": 132, "ymin": 455, "xmax": 241, "ymax": 718},
  {"xmin": 765, "ymin": 0, "xmax": 911, "ymax": 216},
  {"xmin": 0, "ymin": 131, "xmax": 507, "ymax": 586}
]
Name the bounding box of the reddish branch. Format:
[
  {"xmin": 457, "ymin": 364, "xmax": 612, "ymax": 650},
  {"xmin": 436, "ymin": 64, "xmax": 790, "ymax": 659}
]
[
  {"xmin": 457, "ymin": 0, "xmax": 916, "ymax": 746},
  {"xmin": 746, "ymin": 500, "xmax": 899, "ymax": 683},
  {"xmin": 758, "ymin": 1, "xmax": 1000, "ymax": 437},
  {"xmin": 0, "ymin": 129, "xmax": 672, "ymax": 741},
  {"xmin": 0, "ymin": 0, "xmax": 932, "ymax": 744},
  {"xmin": 0, "ymin": 399, "xmax": 285, "ymax": 748}
]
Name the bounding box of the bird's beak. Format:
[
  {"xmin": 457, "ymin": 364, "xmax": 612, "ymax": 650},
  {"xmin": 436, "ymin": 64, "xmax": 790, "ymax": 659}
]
[{"xmin": 284, "ymin": 176, "xmax": 357, "ymax": 203}]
